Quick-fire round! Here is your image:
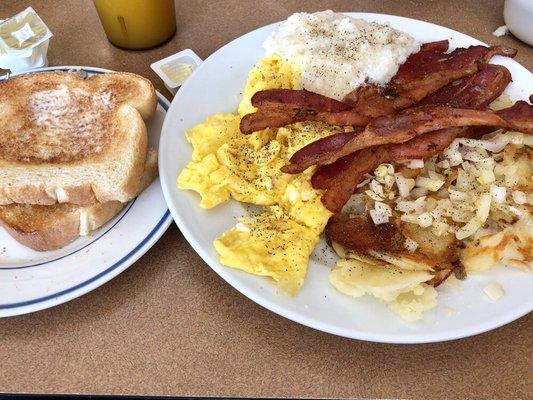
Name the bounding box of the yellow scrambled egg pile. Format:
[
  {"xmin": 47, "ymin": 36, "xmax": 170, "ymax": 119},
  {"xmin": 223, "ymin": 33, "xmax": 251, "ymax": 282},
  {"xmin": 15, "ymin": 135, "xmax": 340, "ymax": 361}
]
[{"xmin": 178, "ymin": 56, "xmax": 333, "ymax": 295}]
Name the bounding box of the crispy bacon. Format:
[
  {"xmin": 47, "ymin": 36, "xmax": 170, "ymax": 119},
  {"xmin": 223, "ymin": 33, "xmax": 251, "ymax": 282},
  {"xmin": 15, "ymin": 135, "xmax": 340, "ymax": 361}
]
[
  {"xmin": 314, "ymin": 65, "xmax": 519, "ymax": 211},
  {"xmin": 241, "ymin": 43, "xmax": 516, "ymax": 135},
  {"xmin": 419, "ymin": 64, "xmax": 512, "ymax": 108},
  {"xmin": 312, "ymin": 128, "xmax": 464, "ymax": 191},
  {"xmin": 495, "ymin": 100, "xmax": 533, "ymax": 133},
  {"xmin": 311, "ymin": 152, "xmax": 355, "ymax": 190},
  {"xmin": 251, "ymin": 89, "xmax": 352, "ymax": 112},
  {"xmin": 395, "ymin": 40, "xmax": 450, "ymax": 73},
  {"xmin": 319, "ymin": 128, "xmax": 469, "ymax": 212},
  {"xmin": 240, "ymin": 101, "xmax": 368, "ymax": 134},
  {"xmin": 284, "ymin": 102, "xmax": 533, "ymax": 174},
  {"xmin": 391, "ymin": 45, "xmax": 516, "ymax": 91}
]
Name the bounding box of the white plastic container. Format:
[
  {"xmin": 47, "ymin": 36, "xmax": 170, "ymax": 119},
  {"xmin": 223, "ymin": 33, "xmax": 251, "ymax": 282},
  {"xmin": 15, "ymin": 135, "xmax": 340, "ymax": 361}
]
[
  {"xmin": 504, "ymin": 0, "xmax": 533, "ymax": 46},
  {"xmin": 151, "ymin": 49, "xmax": 202, "ymax": 94},
  {"xmin": 0, "ymin": 7, "xmax": 52, "ymax": 73}
]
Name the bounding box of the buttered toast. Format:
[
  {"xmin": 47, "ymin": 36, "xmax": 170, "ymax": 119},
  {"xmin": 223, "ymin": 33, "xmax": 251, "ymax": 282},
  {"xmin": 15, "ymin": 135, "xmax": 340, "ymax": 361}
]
[
  {"xmin": 0, "ymin": 71, "xmax": 157, "ymax": 205},
  {"xmin": 0, "ymin": 149, "xmax": 158, "ymax": 251}
]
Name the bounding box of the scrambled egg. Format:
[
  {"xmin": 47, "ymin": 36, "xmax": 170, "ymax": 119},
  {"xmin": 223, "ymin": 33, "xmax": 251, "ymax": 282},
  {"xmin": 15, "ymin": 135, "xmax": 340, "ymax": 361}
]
[
  {"xmin": 178, "ymin": 55, "xmax": 331, "ymax": 295},
  {"xmin": 214, "ymin": 206, "xmax": 320, "ymax": 296},
  {"xmin": 238, "ymin": 55, "xmax": 300, "ymax": 116}
]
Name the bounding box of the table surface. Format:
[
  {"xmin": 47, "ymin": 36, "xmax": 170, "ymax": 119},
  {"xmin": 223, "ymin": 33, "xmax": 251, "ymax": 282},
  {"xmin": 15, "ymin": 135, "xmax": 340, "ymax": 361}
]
[{"xmin": 1, "ymin": 0, "xmax": 532, "ymax": 398}]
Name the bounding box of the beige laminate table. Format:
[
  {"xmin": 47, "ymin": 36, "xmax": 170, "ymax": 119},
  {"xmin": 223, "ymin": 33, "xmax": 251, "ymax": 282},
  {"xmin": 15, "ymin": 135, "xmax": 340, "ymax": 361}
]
[{"xmin": 1, "ymin": 1, "xmax": 532, "ymax": 398}]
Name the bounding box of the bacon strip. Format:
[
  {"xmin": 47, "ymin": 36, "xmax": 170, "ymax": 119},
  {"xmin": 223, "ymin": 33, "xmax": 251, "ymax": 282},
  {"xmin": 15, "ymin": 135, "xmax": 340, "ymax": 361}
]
[
  {"xmin": 319, "ymin": 128, "xmax": 469, "ymax": 212},
  {"xmin": 312, "ymin": 128, "xmax": 464, "ymax": 191},
  {"xmin": 283, "ymin": 105, "xmax": 532, "ymax": 174},
  {"xmin": 391, "ymin": 45, "xmax": 516, "ymax": 91},
  {"xmin": 495, "ymin": 100, "xmax": 533, "ymax": 133},
  {"xmin": 241, "ymin": 43, "xmax": 516, "ymax": 134},
  {"xmin": 312, "ymin": 65, "xmax": 513, "ymax": 192},
  {"xmin": 316, "ymin": 66, "xmax": 520, "ymax": 211},
  {"xmin": 251, "ymin": 89, "xmax": 352, "ymax": 112},
  {"xmin": 240, "ymin": 94, "xmax": 366, "ymax": 134},
  {"xmin": 419, "ymin": 64, "xmax": 512, "ymax": 108}
]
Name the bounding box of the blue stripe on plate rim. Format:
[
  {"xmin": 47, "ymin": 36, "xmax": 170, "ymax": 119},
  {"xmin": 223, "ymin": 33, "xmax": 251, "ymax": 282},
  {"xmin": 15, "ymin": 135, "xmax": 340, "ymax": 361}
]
[{"xmin": 0, "ymin": 66, "xmax": 173, "ymax": 310}]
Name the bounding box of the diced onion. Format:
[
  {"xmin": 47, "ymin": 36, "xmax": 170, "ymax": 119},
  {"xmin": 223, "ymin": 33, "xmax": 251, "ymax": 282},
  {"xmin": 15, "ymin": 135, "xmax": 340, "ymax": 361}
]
[
  {"xmin": 507, "ymin": 131, "xmax": 524, "ymax": 146},
  {"xmin": 396, "ymin": 196, "xmax": 426, "ymax": 213},
  {"xmin": 356, "ymin": 178, "xmax": 371, "ymax": 188},
  {"xmin": 400, "ymin": 212, "xmax": 433, "ymax": 228},
  {"xmin": 369, "ymin": 180, "xmax": 384, "ymax": 197},
  {"xmin": 476, "ymin": 193, "xmax": 492, "ymax": 223},
  {"xmin": 383, "ymin": 174, "xmax": 395, "ymax": 189},
  {"xmin": 477, "ymin": 170, "xmax": 495, "ymax": 185},
  {"xmin": 415, "ymin": 176, "xmax": 445, "ymax": 192},
  {"xmin": 456, "ymin": 217, "xmax": 482, "ymax": 240},
  {"xmin": 342, "ymin": 194, "xmax": 366, "ymax": 215},
  {"xmin": 373, "ymin": 163, "xmax": 394, "ymax": 177},
  {"xmin": 404, "ymin": 238, "xmax": 419, "ymax": 252},
  {"xmin": 458, "ymin": 134, "xmax": 511, "ymax": 153},
  {"xmin": 410, "ymin": 187, "xmax": 428, "ymax": 199},
  {"xmin": 370, "ymin": 200, "xmax": 393, "ymax": 225},
  {"xmin": 417, "ymin": 212, "xmax": 433, "ymax": 228},
  {"xmin": 375, "ymin": 201, "xmax": 392, "ymax": 216},
  {"xmin": 428, "ymin": 171, "xmax": 444, "ymax": 181},
  {"xmin": 436, "ymin": 160, "xmax": 450, "ymax": 169},
  {"xmin": 400, "ymin": 213, "xmax": 419, "ymax": 224},
  {"xmin": 463, "ymin": 151, "xmax": 487, "ymax": 162},
  {"xmin": 365, "ymin": 190, "xmax": 383, "ymax": 201},
  {"xmin": 425, "ymin": 197, "xmax": 438, "ymax": 211},
  {"xmin": 483, "ymin": 282, "xmax": 505, "ymax": 301},
  {"xmin": 448, "ymin": 187, "xmax": 468, "ymax": 202},
  {"xmin": 455, "ymin": 169, "xmax": 471, "ymax": 191},
  {"xmin": 404, "ymin": 159, "xmax": 425, "ymax": 169},
  {"xmin": 512, "ymin": 190, "xmax": 526, "ymax": 205},
  {"xmin": 395, "ymin": 174, "xmax": 415, "ymax": 198},
  {"xmin": 490, "ymin": 184, "xmax": 506, "ymax": 203},
  {"xmin": 443, "ymin": 140, "xmax": 463, "ymax": 166}
]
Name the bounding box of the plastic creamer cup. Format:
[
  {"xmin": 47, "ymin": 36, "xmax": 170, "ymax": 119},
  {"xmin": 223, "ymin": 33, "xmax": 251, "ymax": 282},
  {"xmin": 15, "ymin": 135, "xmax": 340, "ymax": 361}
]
[
  {"xmin": 151, "ymin": 49, "xmax": 202, "ymax": 95},
  {"xmin": 0, "ymin": 7, "xmax": 53, "ymax": 73}
]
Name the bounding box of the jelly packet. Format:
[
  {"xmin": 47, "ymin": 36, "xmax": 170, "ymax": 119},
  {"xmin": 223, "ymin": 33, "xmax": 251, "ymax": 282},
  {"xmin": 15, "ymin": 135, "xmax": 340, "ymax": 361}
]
[{"xmin": 0, "ymin": 7, "xmax": 53, "ymax": 73}]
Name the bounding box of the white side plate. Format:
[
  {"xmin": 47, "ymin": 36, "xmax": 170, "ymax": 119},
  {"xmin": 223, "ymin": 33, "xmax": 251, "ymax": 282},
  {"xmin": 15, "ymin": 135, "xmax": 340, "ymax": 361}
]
[{"xmin": 0, "ymin": 66, "xmax": 173, "ymax": 317}]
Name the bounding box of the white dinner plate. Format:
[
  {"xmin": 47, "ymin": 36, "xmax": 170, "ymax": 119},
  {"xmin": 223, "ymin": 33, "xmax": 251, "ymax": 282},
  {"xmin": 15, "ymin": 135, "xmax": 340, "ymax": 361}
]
[
  {"xmin": 0, "ymin": 66, "xmax": 173, "ymax": 317},
  {"xmin": 159, "ymin": 13, "xmax": 533, "ymax": 343}
]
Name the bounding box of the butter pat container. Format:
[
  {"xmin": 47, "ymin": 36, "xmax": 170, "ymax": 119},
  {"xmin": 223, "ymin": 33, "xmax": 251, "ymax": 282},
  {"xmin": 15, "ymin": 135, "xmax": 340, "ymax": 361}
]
[
  {"xmin": 0, "ymin": 7, "xmax": 53, "ymax": 73},
  {"xmin": 151, "ymin": 49, "xmax": 202, "ymax": 94}
]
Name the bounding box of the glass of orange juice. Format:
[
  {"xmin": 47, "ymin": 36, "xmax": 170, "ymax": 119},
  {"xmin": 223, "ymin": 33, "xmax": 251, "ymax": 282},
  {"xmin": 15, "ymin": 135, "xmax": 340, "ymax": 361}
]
[{"xmin": 93, "ymin": 0, "xmax": 176, "ymax": 50}]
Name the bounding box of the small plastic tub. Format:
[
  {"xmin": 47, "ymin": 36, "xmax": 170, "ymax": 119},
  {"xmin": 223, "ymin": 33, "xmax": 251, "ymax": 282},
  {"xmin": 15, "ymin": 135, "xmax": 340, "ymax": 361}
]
[{"xmin": 151, "ymin": 49, "xmax": 202, "ymax": 94}]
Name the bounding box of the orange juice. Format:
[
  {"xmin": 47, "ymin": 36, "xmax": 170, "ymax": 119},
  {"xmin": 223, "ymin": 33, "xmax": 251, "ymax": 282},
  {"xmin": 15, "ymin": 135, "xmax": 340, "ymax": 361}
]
[{"xmin": 93, "ymin": 0, "xmax": 176, "ymax": 49}]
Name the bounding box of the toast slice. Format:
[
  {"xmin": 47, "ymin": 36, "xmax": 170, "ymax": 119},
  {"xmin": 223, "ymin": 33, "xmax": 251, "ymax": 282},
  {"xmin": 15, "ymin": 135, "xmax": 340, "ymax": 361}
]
[
  {"xmin": 0, "ymin": 71, "xmax": 157, "ymax": 205},
  {"xmin": 0, "ymin": 149, "xmax": 158, "ymax": 252}
]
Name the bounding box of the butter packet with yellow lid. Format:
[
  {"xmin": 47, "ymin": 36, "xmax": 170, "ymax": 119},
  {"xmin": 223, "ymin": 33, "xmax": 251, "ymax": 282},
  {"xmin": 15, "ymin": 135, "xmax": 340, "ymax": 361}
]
[
  {"xmin": 151, "ymin": 49, "xmax": 202, "ymax": 94},
  {"xmin": 0, "ymin": 7, "xmax": 52, "ymax": 72}
]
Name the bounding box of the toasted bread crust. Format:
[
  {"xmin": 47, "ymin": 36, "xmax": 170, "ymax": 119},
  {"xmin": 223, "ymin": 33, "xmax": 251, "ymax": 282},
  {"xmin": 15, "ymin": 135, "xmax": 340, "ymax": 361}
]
[
  {"xmin": 0, "ymin": 71, "xmax": 156, "ymax": 165},
  {"xmin": 0, "ymin": 148, "xmax": 158, "ymax": 251},
  {"xmin": 0, "ymin": 71, "xmax": 156, "ymax": 206},
  {"xmin": 0, "ymin": 206, "xmax": 82, "ymax": 251}
]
